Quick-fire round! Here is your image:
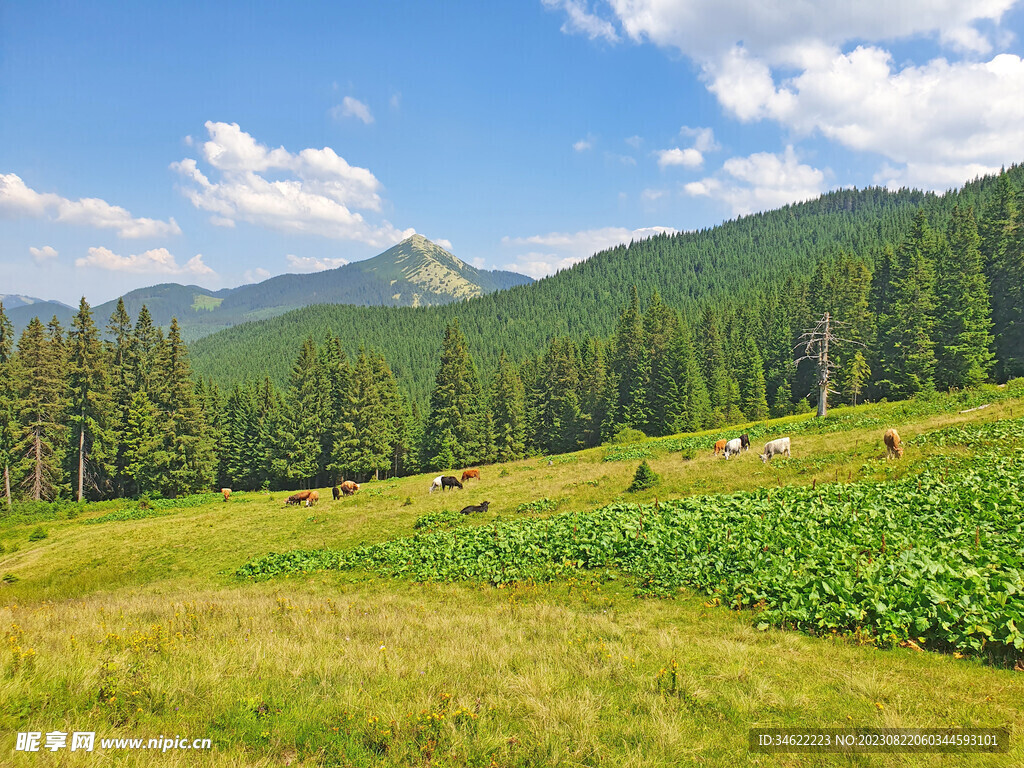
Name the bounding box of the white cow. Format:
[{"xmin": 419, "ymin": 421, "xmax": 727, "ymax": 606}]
[
  {"xmin": 759, "ymin": 437, "xmax": 791, "ymax": 463},
  {"xmin": 428, "ymin": 475, "xmax": 443, "ymax": 493},
  {"xmin": 723, "ymin": 437, "xmax": 743, "ymax": 459}
]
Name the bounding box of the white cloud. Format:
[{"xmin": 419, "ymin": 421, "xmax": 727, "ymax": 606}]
[
  {"xmin": 471, "ymin": 257, "xmax": 485, "ymax": 268},
  {"xmin": 573, "ymin": 137, "xmax": 594, "ymax": 152},
  {"xmin": 285, "ymin": 254, "xmax": 349, "ymax": 273},
  {"xmin": 75, "ymin": 247, "xmax": 215, "ymax": 275},
  {"xmin": 641, "ymin": 188, "xmax": 668, "ymax": 201},
  {"xmin": 435, "ymin": 238, "xmax": 454, "ymax": 251},
  {"xmin": 548, "ymin": 1, "xmax": 1024, "ymax": 191},
  {"xmin": 679, "ymin": 126, "xmax": 719, "ymax": 153},
  {"xmin": 0, "ymin": 173, "xmax": 180, "ymax": 238},
  {"xmin": 684, "ymin": 146, "xmax": 827, "ymax": 215},
  {"xmin": 332, "ymin": 96, "xmax": 374, "ymax": 125},
  {"xmin": 625, "ymin": 135, "xmax": 643, "ymax": 149},
  {"xmin": 502, "ymin": 225, "xmax": 678, "ymax": 278},
  {"xmin": 390, "ymin": 93, "xmax": 402, "ymax": 110},
  {"xmin": 172, "ymin": 122, "xmax": 413, "ymax": 247},
  {"xmin": 243, "ymin": 267, "xmax": 271, "ymax": 283},
  {"xmin": 29, "ymin": 245, "xmax": 58, "ymax": 263},
  {"xmin": 656, "ymin": 147, "xmax": 703, "ymax": 169},
  {"xmin": 593, "ymin": 1, "xmax": 1015, "ymax": 62},
  {"xmin": 542, "ymin": 0, "xmax": 619, "ymax": 43}
]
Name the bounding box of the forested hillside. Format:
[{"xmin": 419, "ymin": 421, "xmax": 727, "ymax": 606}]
[
  {"xmin": 190, "ymin": 184, "xmax": 951, "ymax": 401},
  {"xmin": 2, "ymin": 167, "xmax": 1023, "ymax": 501}
]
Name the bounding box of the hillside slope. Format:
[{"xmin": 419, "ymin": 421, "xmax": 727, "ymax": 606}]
[{"xmin": 190, "ymin": 184, "xmax": 948, "ymax": 400}]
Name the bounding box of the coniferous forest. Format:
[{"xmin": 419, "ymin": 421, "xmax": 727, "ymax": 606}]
[{"xmin": 2, "ymin": 168, "xmax": 1023, "ymax": 501}]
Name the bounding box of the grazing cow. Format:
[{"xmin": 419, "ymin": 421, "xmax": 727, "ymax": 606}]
[
  {"xmin": 739, "ymin": 434, "xmax": 750, "ymax": 451},
  {"xmin": 460, "ymin": 501, "xmax": 491, "ymax": 515},
  {"xmin": 441, "ymin": 475, "xmax": 463, "ymax": 491},
  {"xmin": 305, "ymin": 490, "xmax": 320, "ymax": 507},
  {"xmin": 713, "ymin": 439, "xmax": 727, "ymax": 456},
  {"xmin": 286, "ymin": 490, "xmax": 313, "ymax": 505},
  {"xmin": 884, "ymin": 428, "xmax": 904, "ymax": 459},
  {"xmin": 340, "ymin": 480, "xmax": 360, "ymax": 496},
  {"xmin": 759, "ymin": 437, "xmax": 791, "ymax": 463},
  {"xmin": 429, "ymin": 475, "xmax": 443, "ymax": 493},
  {"xmin": 461, "ymin": 469, "xmax": 481, "ymax": 482},
  {"xmin": 221, "ymin": 488, "xmax": 231, "ymax": 502},
  {"xmin": 723, "ymin": 437, "xmax": 744, "ymax": 459},
  {"xmin": 332, "ymin": 486, "xmax": 341, "ymax": 501}
]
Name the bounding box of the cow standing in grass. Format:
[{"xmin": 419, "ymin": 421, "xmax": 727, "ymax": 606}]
[
  {"xmin": 884, "ymin": 428, "xmax": 904, "ymax": 459},
  {"xmin": 221, "ymin": 488, "xmax": 231, "ymax": 502},
  {"xmin": 429, "ymin": 475, "xmax": 443, "ymax": 493},
  {"xmin": 340, "ymin": 481, "xmax": 360, "ymax": 495},
  {"xmin": 305, "ymin": 490, "xmax": 319, "ymax": 507},
  {"xmin": 286, "ymin": 490, "xmax": 313, "ymax": 505},
  {"xmin": 461, "ymin": 469, "xmax": 480, "ymax": 482},
  {"xmin": 739, "ymin": 434, "xmax": 750, "ymax": 451},
  {"xmin": 713, "ymin": 439, "xmax": 727, "ymax": 456},
  {"xmin": 460, "ymin": 501, "xmax": 490, "ymax": 515},
  {"xmin": 723, "ymin": 438, "xmax": 743, "ymax": 459},
  {"xmin": 441, "ymin": 476, "xmax": 463, "ymax": 491},
  {"xmin": 759, "ymin": 437, "xmax": 791, "ymax": 463}
]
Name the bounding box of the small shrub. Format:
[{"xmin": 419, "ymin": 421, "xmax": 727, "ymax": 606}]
[
  {"xmin": 413, "ymin": 509, "xmax": 461, "ymax": 532},
  {"xmin": 610, "ymin": 427, "xmax": 647, "ymax": 445},
  {"xmin": 402, "ymin": 496, "xmax": 413, "ymax": 507},
  {"xmin": 515, "ymin": 498, "xmax": 563, "ymax": 514},
  {"xmin": 678, "ymin": 447, "xmax": 697, "ymax": 461},
  {"xmin": 627, "ymin": 461, "xmax": 660, "ymax": 493},
  {"xmin": 28, "ymin": 526, "xmax": 48, "ymax": 542},
  {"xmin": 1, "ymin": 573, "xmax": 18, "ymax": 584},
  {"xmin": 499, "ymin": 467, "xmax": 511, "ymax": 477}
]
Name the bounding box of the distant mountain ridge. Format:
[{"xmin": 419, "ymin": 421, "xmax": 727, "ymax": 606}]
[{"xmin": 5, "ymin": 236, "xmax": 532, "ymax": 338}]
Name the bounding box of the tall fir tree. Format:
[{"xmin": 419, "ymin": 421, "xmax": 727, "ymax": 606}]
[
  {"xmin": 423, "ymin": 319, "xmax": 485, "ymax": 469},
  {"xmin": 14, "ymin": 317, "xmax": 68, "ymax": 500},
  {"xmin": 0, "ymin": 302, "xmax": 15, "ymax": 507},
  {"xmin": 697, "ymin": 306, "xmax": 730, "ymax": 426},
  {"xmin": 66, "ymin": 298, "xmax": 114, "ymax": 501},
  {"xmin": 608, "ymin": 287, "xmax": 649, "ymax": 431},
  {"xmin": 490, "ymin": 351, "xmax": 527, "ymax": 462},
  {"xmin": 276, "ymin": 337, "xmax": 329, "ymax": 486},
  {"xmin": 935, "ymin": 205, "xmax": 995, "ymax": 388},
  {"xmin": 979, "ymin": 172, "xmax": 1023, "ymax": 378}
]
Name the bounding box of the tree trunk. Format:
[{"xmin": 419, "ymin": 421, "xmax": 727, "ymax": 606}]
[
  {"xmin": 78, "ymin": 425, "xmax": 85, "ymax": 502},
  {"xmin": 33, "ymin": 429, "xmax": 42, "ymax": 501}
]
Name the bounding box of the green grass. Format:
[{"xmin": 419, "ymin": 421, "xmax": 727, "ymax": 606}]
[
  {"xmin": 190, "ymin": 294, "xmax": 224, "ymax": 312},
  {"xmin": 1, "ymin": 386, "xmax": 1024, "ymax": 766}
]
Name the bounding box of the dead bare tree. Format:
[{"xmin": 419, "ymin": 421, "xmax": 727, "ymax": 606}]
[{"xmin": 795, "ymin": 312, "xmax": 863, "ymax": 417}]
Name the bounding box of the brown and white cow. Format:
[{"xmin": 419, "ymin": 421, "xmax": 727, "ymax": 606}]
[
  {"xmin": 340, "ymin": 480, "xmax": 360, "ymax": 496},
  {"xmin": 286, "ymin": 490, "xmax": 313, "ymax": 505},
  {"xmin": 305, "ymin": 490, "xmax": 320, "ymax": 507},
  {"xmin": 221, "ymin": 488, "xmax": 231, "ymax": 502}
]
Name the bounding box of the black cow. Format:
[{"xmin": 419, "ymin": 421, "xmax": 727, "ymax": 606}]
[
  {"xmin": 740, "ymin": 434, "xmax": 751, "ymax": 451},
  {"xmin": 332, "ymin": 486, "xmax": 341, "ymax": 501},
  {"xmin": 460, "ymin": 501, "xmax": 490, "ymax": 515},
  {"xmin": 441, "ymin": 475, "xmax": 463, "ymax": 491}
]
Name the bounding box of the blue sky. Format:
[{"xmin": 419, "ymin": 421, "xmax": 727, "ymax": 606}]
[{"xmin": 3, "ymin": 1, "xmax": 1024, "ymax": 306}]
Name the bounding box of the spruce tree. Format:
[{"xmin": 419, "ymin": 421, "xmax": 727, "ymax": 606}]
[
  {"xmin": 423, "ymin": 319, "xmax": 485, "ymax": 469},
  {"xmin": 106, "ymin": 298, "xmax": 136, "ymax": 496},
  {"xmin": 277, "ymin": 337, "xmax": 329, "ymax": 486},
  {"xmin": 67, "ymin": 298, "xmax": 114, "ymax": 501},
  {"xmin": 14, "ymin": 317, "xmax": 68, "ymax": 500},
  {"xmin": 979, "ymin": 172, "xmax": 1022, "ymax": 378},
  {"xmin": 935, "ymin": 205, "xmax": 995, "ymax": 388},
  {"xmin": 0, "ymin": 303, "xmax": 15, "ymax": 507},
  {"xmin": 490, "ymin": 351, "xmax": 526, "ymax": 462},
  {"xmin": 608, "ymin": 287, "xmax": 649, "ymax": 430},
  {"xmin": 121, "ymin": 389, "xmax": 159, "ymax": 496},
  {"xmin": 697, "ymin": 306, "xmax": 730, "ymax": 426}
]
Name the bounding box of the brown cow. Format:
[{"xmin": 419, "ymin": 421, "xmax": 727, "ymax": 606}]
[
  {"xmin": 461, "ymin": 469, "xmax": 480, "ymax": 482},
  {"xmin": 884, "ymin": 428, "xmax": 904, "ymax": 459},
  {"xmin": 221, "ymin": 488, "xmax": 231, "ymax": 502},
  {"xmin": 305, "ymin": 490, "xmax": 320, "ymax": 507},
  {"xmin": 286, "ymin": 490, "xmax": 313, "ymax": 505},
  {"xmin": 713, "ymin": 439, "xmax": 727, "ymax": 456},
  {"xmin": 340, "ymin": 480, "xmax": 360, "ymax": 496},
  {"xmin": 332, "ymin": 486, "xmax": 341, "ymax": 501}
]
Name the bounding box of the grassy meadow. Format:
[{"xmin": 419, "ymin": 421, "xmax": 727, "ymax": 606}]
[{"xmin": 2, "ymin": 387, "xmax": 1024, "ymax": 766}]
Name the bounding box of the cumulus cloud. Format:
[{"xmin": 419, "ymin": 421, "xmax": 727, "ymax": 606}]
[
  {"xmin": 502, "ymin": 225, "xmax": 678, "ymax": 278},
  {"xmin": 243, "ymin": 267, "xmax": 271, "ymax": 283},
  {"xmin": 172, "ymin": 121, "xmax": 413, "ymax": 247},
  {"xmin": 434, "ymin": 238, "xmax": 454, "ymax": 251},
  {"xmin": 542, "ymin": 0, "xmax": 619, "ymax": 43},
  {"xmin": 29, "ymin": 246, "xmax": 58, "ymax": 263},
  {"xmin": 285, "ymin": 254, "xmax": 349, "ymax": 273},
  {"xmin": 679, "ymin": 126, "xmax": 719, "ymax": 153},
  {"xmin": 656, "ymin": 147, "xmax": 703, "ymax": 168},
  {"xmin": 573, "ymin": 137, "xmax": 594, "ymax": 152},
  {"xmin": 684, "ymin": 146, "xmax": 827, "ymax": 215},
  {"xmin": 332, "ymin": 96, "xmax": 374, "ymax": 125},
  {"xmin": 546, "ymin": 0, "xmax": 1024, "ymax": 190},
  {"xmin": 0, "ymin": 173, "xmax": 180, "ymax": 238},
  {"xmin": 75, "ymin": 247, "xmax": 214, "ymax": 275}
]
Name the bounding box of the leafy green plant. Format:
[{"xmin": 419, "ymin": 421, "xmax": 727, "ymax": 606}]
[
  {"xmin": 515, "ymin": 498, "xmax": 564, "ymax": 514},
  {"xmin": 28, "ymin": 526, "xmax": 48, "ymax": 541}
]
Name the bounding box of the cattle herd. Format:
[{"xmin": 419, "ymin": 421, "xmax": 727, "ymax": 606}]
[{"xmin": 271, "ymin": 428, "xmax": 904, "ymax": 510}]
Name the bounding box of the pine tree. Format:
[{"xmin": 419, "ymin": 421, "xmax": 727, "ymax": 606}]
[
  {"xmin": 697, "ymin": 306, "xmax": 730, "ymax": 426},
  {"xmin": 849, "ymin": 350, "xmax": 870, "ymax": 406},
  {"xmin": 578, "ymin": 338, "xmax": 611, "ymax": 447},
  {"xmin": 675, "ymin": 320, "xmax": 712, "ymax": 431},
  {"xmin": 934, "ymin": 205, "xmax": 995, "ymax": 388},
  {"xmin": 738, "ymin": 335, "xmax": 769, "ymax": 420},
  {"xmin": 873, "ymin": 212, "xmax": 938, "ymax": 399},
  {"xmin": 423, "ymin": 319, "xmax": 485, "ymax": 469},
  {"xmin": 490, "ymin": 351, "xmax": 526, "ymax": 462},
  {"xmin": 979, "ymin": 172, "xmax": 1022, "ymax": 378},
  {"xmin": 608, "ymin": 287, "xmax": 649, "ymax": 430},
  {"xmin": 151, "ymin": 319, "xmax": 215, "ymax": 496},
  {"xmin": 643, "ymin": 293, "xmax": 682, "ymax": 436},
  {"xmin": 14, "ymin": 317, "xmax": 68, "ymax": 500},
  {"xmin": 533, "ymin": 337, "xmax": 584, "ymax": 454},
  {"xmin": 67, "ymin": 298, "xmax": 114, "ymax": 500},
  {"xmin": 0, "ymin": 302, "xmax": 15, "ymax": 507},
  {"xmin": 276, "ymin": 337, "xmax": 329, "ymax": 486},
  {"xmin": 106, "ymin": 298, "xmax": 136, "ymax": 497},
  {"xmin": 121, "ymin": 389, "xmax": 159, "ymax": 496}
]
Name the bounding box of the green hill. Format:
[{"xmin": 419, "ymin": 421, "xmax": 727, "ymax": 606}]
[{"xmin": 190, "ymin": 184, "xmax": 947, "ymax": 400}]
